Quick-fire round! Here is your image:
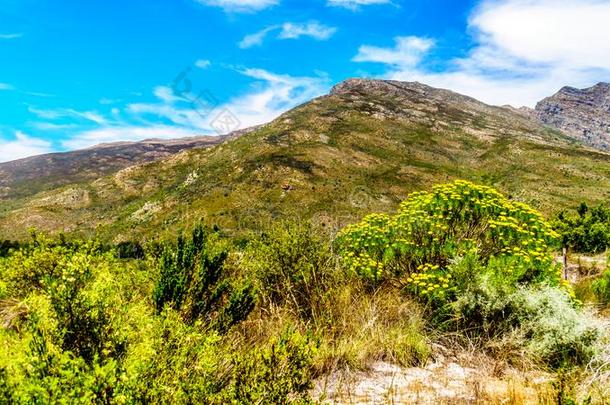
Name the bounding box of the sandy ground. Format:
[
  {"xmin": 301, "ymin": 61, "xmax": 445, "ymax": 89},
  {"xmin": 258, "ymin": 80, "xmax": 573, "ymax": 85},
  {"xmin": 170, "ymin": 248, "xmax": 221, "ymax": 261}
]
[{"xmin": 313, "ymin": 360, "xmax": 555, "ymax": 404}]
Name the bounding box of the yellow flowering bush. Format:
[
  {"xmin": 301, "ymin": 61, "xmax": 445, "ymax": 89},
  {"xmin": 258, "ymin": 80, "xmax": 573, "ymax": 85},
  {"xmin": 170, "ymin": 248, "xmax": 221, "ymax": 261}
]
[{"xmin": 336, "ymin": 180, "xmax": 561, "ymax": 291}]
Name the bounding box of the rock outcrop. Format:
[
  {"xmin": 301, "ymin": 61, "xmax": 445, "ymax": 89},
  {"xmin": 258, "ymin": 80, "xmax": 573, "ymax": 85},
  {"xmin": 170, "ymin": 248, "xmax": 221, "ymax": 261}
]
[{"xmin": 535, "ymin": 83, "xmax": 610, "ymax": 150}]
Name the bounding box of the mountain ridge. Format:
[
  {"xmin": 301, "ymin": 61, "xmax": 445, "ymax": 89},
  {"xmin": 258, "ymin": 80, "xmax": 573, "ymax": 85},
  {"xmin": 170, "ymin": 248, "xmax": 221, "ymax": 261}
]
[{"xmin": 0, "ymin": 127, "xmax": 262, "ymax": 201}]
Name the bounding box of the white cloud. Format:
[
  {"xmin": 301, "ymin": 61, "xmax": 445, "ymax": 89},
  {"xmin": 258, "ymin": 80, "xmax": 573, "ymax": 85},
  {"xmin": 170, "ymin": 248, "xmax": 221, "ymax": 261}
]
[
  {"xmin": 195, "ymin": 59, "xmax": 211, "ymax": 69},
  {"xmin": 0, "ymin": 83, "xmax": 14, "ymax": 91},
  {"xmin": 223, "ymin": 68, "xmax": 328, "ymax": 127},
  {"xmin": 30, "ymin": 122, "xmax": 77, "ymax": 131},
  {"xmin": 196, "ymin": 0, "xmax": 278, "ymax": 13},
  {"xmin": 352, "ymin": 0, "xmax": 610, "ymax": 107},
  {"xmin": 23, "ymin": 65, "xmax": 326, "ymax": 154},
  {"xmin": 278, "ymin": 22, "xmax": 337, "ymax": 40},
  {"xmin": 239, "ymin": 26, "xmax": 277, "ymax": 48},
  {"xmin": 240, "ymin": 21, "xmax": 336, "ymax": 48},
  {"xmin": 471, "ymin": 0, "xmax": 610, "ymax": 69},
  {"xmin": 353, "ymin": 36, "xmax": 434, "ymax": 68},
  {"xmin": 128, "ymin": 68, "xmax": 327, "ymax": 133},
  {"xmin": 61, "ymin": 126, "xmax": 204, "ymax": 150},
  {"xmin": 153, "ymin": 85, "xmax": 185, "ymax": 103},
  {"xmin": 328, "ymin": 0, "xmax": 391, "ymax": 11},
  {"xmin": 0, "ymin": 33, "xmax": 22, "ymax": 40},
  {"xmin": 0, "ymin": 131, "xmax": 53, "ymax": 162},
  {"xmin": 28, "ymin": 106, "xmax": 108, "ymax": 125}
]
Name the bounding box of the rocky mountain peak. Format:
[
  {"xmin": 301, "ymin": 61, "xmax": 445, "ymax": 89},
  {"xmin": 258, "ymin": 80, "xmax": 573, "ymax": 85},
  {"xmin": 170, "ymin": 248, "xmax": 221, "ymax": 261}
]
[
  {"xmin": 535, "ymin": 82, "xmax": 610, "ymax": 150},
  {"xmin": 329, "ymin": 78, "xmax": 492, "ymax": 110}
]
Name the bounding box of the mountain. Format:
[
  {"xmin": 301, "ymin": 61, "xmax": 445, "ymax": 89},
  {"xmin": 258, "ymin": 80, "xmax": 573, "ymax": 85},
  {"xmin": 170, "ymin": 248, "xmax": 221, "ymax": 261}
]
[
  {"xmin": 0, "ymin": 135, "xmax": 235, "ymax": 201},
  {"xmin": 535, "ymin": 82, "xmax": 610, "ymax": 150},
  {"xmin": 1, "ymin": 79, "xmax": 610, "ymax": 242}
]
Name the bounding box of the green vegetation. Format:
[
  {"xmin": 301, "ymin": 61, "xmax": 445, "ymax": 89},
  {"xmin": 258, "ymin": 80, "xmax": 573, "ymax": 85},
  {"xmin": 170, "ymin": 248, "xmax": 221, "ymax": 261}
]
[
  {"xmin": 336, "ymin": 181, "xmax": 598, "ymax": 369},
  {"xmin": 554, "ymin": 202, "xmax": 610, "ymax": 254},
  {"xmin": 0, "ymin": 240, "xmax": 20, "ymax": 257},
  {"xmin": 3, "ymin": 82, "xmax": 610, "ymax": 243},
  {"xmin": 0, "ymin": 181, "xmax": 608, "ymax": 403}
]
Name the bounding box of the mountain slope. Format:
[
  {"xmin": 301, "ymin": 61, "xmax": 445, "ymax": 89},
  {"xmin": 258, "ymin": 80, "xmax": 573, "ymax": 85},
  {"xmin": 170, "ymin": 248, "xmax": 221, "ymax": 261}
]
[
  {"xmin": 0, "ymin": 135, "xmax": 232, "ymax": 200},
  {"xmin": 535, "ymin": 82, "xmax": 610, "ymax": 150},
  {"xmin": 1, "ymin": 79, "xmax": 610, "ymax": 241}
]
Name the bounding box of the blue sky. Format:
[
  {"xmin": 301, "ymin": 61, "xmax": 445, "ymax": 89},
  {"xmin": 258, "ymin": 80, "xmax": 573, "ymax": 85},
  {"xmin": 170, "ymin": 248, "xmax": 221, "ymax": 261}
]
[{"xmin": 1, "ymin": 0, "xmax": 610, "ymax": 161}]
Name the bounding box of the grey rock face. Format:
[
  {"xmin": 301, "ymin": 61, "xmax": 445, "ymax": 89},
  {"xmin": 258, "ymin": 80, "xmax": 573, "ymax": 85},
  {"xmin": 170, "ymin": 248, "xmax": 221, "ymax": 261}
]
[{"xmin": 535, "ymin": 83, "xmax": 610, "ymax": 150}]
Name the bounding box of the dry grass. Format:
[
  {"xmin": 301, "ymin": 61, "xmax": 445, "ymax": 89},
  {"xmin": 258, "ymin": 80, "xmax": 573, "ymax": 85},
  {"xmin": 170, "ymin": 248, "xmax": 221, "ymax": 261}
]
[
  {"xmin": 0, "ymin": 298, "xmax": 29, "ymax": 331},
  {"xmin": 232, "ymin": 282, "xmax": 430, "ymax": 378},
  {"xmin": 312, "ymin": 285, "xmax": 430, "ymax": 375}
]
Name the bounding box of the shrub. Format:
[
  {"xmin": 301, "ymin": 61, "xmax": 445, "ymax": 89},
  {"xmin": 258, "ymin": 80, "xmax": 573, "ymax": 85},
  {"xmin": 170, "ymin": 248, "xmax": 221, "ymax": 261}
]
[
  {"xmin": 336, "ymin": 180, "xmax": 561, "ymax": 292},
  {"xmin": 1, "ymin": 240, "xmax": 127, "ymax": 363},
  {"xmin": 245, "ymin": 220, "xmax": 336, "ymax": 321},
  {"xmin": 452, "ymin": 272, "xmax": 602, "ymax": 368},
  {"xmin": 125, "ymin": 315, "xmax": 315, "ymax": 404},
  {"xmin": 10, "ymin": 329, "xmax": 122, "ymax": 404},
  {"xmin": 0, "ymin": 231, "xmax": 312, "ymax": 404},
  {"xmin": 124, "ymin": 310, "xmax": 227, "ymax": 403},
  {"xmin": 0, "ymin": 239, "xmax": 145, "ymax": 403},
  {"xmin": 554, "ymin": 203, "xmax": 610, "ymax": 254},
  {"xmin": 227, "ymin": 328, "xmax": 315, "ymax": 404},
  {"xmin": 152, "ymin": 224, "xmax": 255, "ymax": 331},
  {"xmin": 115, "ymin": 241, "xmax": 145, "ymax": 259},
  {"xmin": 592, "ymin": 268, "xmax": 610, "ymax": 305},
  {"xmin": 0, "ymin": 240, "xmax": 19, "ymax": 258}
]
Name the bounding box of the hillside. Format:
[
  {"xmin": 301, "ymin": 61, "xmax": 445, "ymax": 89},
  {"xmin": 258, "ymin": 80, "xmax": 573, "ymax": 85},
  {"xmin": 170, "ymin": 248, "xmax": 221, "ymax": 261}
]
[
  {"xmin": 1, "ymin": 79, "xmax": 610, "ymax": 241},
  {"xmin": 535, "ymin": 82, "xmax": 610, "ymax": 150},
  {"xmin": 0, "ymin": 135, "xmax": 231, "ymax": 201}
]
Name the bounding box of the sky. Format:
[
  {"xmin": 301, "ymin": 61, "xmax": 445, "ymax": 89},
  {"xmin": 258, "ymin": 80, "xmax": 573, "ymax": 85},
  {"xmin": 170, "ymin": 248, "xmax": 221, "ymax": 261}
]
[{"xmin": 1, "ymin": 0, "xmax": 610, "ymax": 162}]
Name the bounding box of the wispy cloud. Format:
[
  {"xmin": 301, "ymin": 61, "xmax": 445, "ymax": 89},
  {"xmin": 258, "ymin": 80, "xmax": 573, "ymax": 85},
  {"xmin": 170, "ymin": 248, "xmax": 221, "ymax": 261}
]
[
  {"xmin": 0, "ymin": 131, "xmax": 53, "ymax": 162},
  {"xmin": 224, "ymin": 68, "xmax": 328, "ymax": 127},
  {"xmin": 195, "ymin": 59, "xmax": 211, "ymax": 69},
  {"xmin": 41, "ymin": 67, "xmax": 328, "ymax": 151},
  {"xmin": 239, "ymin": 21, "xmax": 337, "ymax": 49},
  {"xmin": 0, "ymin": 83, "xmax": 14, "ymax": 91},
  {"xmin": 196, "ymin": 0, "xmax": 278, "ymax": 13},
  {"xmin": 61, "ymin": 126, "xmax": 203, "ymax": 150},
  {"xmin": 353, "ymin": 36, "xmax": 434, "ymax": 68},
  {"xmin": 0, "ymin": 33, "xmax": 22, "ymax": 40},
  {"xmin": 29, "ymin": 122, "xmax": 78, "ymax": 131},
  {"xmin": 23, "ymin": 91, "xmax": 55, "ymax": 98},
  {"xmin": 328, "ymin": 0, "xmax": 391, "ymax": 11},
  {"xmin": 28, "ymin": 106, "xmax": 108, "ymax": 125},
  {"xmin": 278, "ymin": 22, "xmax": 337, "ymax": 40},
  {"xmin": 239, "ymin": 26, "xmax": 277, "ymax": 48},
  {"xmin": 352, "ymin": 0, "xmax": 610, "ymax": 107}
]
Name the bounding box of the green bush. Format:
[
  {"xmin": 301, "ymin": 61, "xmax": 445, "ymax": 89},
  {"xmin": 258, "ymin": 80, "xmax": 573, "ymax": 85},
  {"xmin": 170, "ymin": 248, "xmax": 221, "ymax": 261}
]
[
  {"xmin": 335, "ymin": 181, "xmax": 604, "ymax": 369},
  {"xmin": 153, "ymin": 224, "xmax": 255, "ymax": 331},
  {"xmin": 9, "ymin": 330, "xmax": 122, "ymax": 404},
  {"xmin": 227, "ymin": 328, "xmax": 315, "ymax": 404},
  {"xmin": 554, "ymin": 203, "xmax": 610, "ymax": 254},
  {"xmin": 246, "ymin": 220, "xmax": 336, "ymax": 321},
  {"xmin": 450, "ymin": 258, "xmax": 601, "ymax": 368},
  {"xmin": 0, "ymin": 232, "xmax": 314, "ymax": 403},
  {"xmin": 336, "ymin": 180, "xmax": 562, "ymax": 295},
  {"xmin": 592, "ymin": 267, "xmax": 610, "ymax": 305},
  {"xmin": 115, "ymin": 241, "xmax": 145, "ymax": 259},
  {"xmin": 0, "ymin": 238, "xmax": 141, "ymax": 403}
]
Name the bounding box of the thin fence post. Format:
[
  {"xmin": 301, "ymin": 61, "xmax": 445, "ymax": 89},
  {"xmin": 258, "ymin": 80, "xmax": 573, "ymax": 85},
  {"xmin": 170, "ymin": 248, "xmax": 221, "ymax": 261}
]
[{"xmin": 562, "ymin": 247, "xmax": 568, "ymax": 280}]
